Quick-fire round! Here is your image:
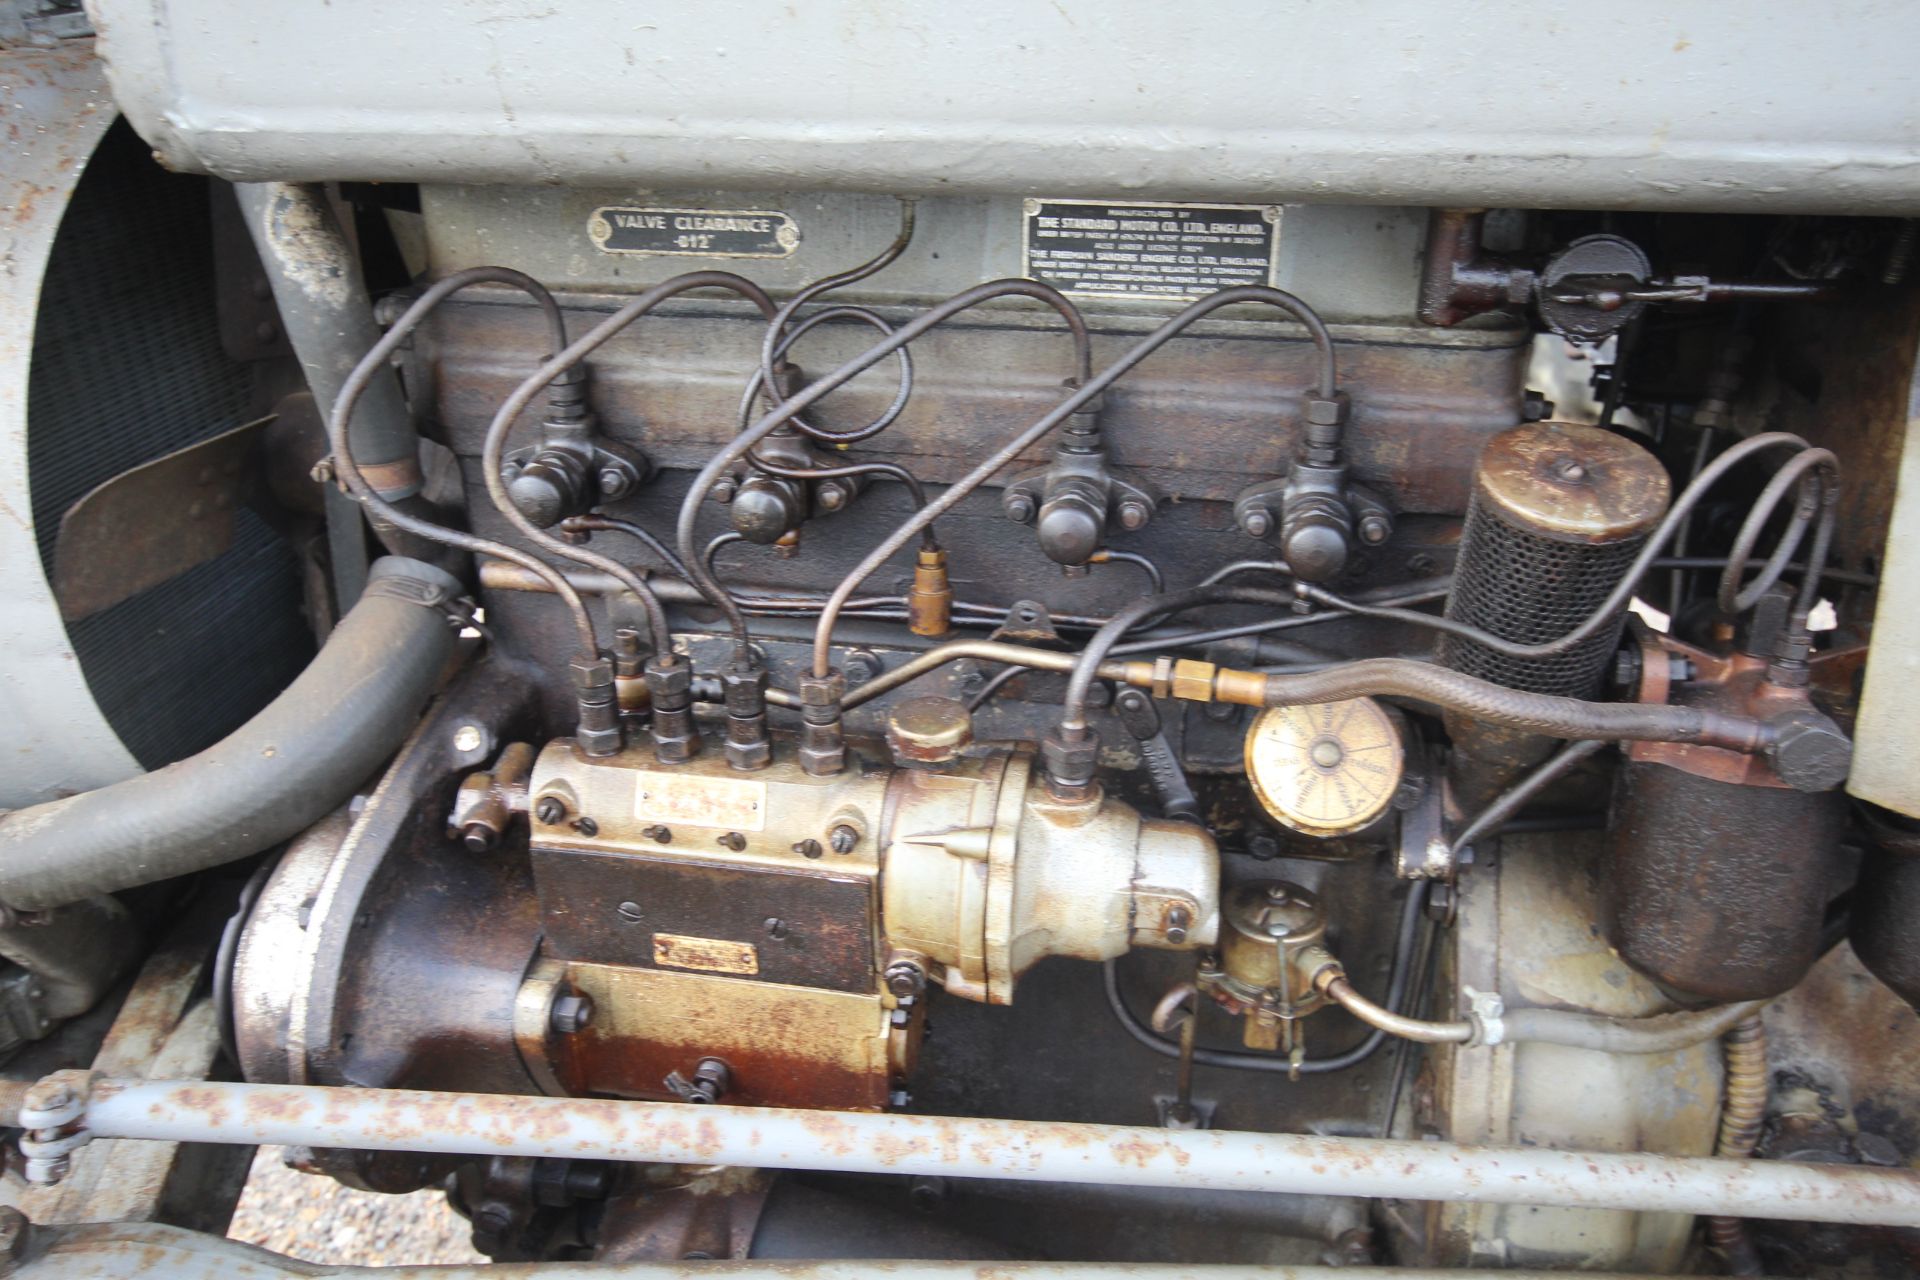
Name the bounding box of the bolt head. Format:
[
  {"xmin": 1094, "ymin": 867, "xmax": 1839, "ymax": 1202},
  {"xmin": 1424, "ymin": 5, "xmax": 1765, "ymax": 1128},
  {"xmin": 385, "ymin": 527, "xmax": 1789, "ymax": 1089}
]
[
  {"xmin": 617, "ymin": 900, "xmax": 644, "ymax": 923},
  {"xmin": 764, "ymin": 917, "xmax": 789, "ymax": 940},
  {"xmin": 1359, "ymin": 514, "xmax": 1392, "ymax": 545},
  {"xmin": 829, "ymin": 824, "xmax": 860, "ymax": 854},
  {"xmin": 535, "ymin": 796, "xmax": 568, "ymax": 825},
  {"xmin": 885, "ymin": 961, "xmax": 926, "ymax": 1000},
  {"xmin": 550, "ymin": 992, "xmax": 595, "ymax": 1035},
  {"xmin": 816, "ymin": 482, "xmax": 848, "ymax": 512},
  {"xmin": 453, "ymin": 724, "xmax": 485, "ymax": 754},
  {"xmin": 597, "ymin": 467, "xmax": 632, "ymax": 501},
  {"xmin": 461, "ymin": 823, "xmax": 496, "ymax": 853},
  {"xmin": 1118, "ymin": 499, "xmax": 1151, "ymax": 531},
  {"xmin": 1004, "ymin": 492, "xmax": 1035, "ymax": 524},
  {"xmin": 710, "ymin": 477, "xmax": 737, "ymax": 504},
  {"xmin": 1242, "ymin": 508, "xmax": 1272, "ymax": 539}
]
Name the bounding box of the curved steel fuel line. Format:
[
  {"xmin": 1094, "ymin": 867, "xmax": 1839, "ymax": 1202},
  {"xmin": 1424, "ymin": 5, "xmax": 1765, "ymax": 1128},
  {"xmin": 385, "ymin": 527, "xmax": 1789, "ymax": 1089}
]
[
  {"xmin": 1716, "ymin": 447, "xmax": 1836, "ymax": 616},
  {"xmin": 757, "ymin": 199, "xmax": 924, "ymax": 444},
  {"xmin": 0, "ymin": 557, "xmax": 463, "ymax": 912},
  {"xmin": 747, "ymin": 302, "xmax": 916, "ymax": 449},
  {"xmin": 482, "ymin": 271, "xmax": 781, "ymax": 661},
  {"xmin": 562, "ymin": 514, "xmax": 692, "ymax": 582},
  {"xmin": 1089, "ymin": 549, "xmax": 1164, "ymax": 593},
  {"xmin": 736, "ymin": 304, "xmax": 937, "ymax": 551},
  {"xmin": 671, "ymin": 277, "xmax": 1095, "ymax": 664},
  {"xmin": 329, "ymin": 265, "xmax": 600, "ymax": 658},
  {"xmin": 810, "ymin": 284, "xmax": 1339, "ymax": 678}
]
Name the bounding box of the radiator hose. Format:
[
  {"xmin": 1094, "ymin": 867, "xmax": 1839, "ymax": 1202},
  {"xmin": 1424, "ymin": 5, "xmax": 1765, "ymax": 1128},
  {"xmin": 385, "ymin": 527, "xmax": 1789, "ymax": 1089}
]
[{"xmin": 0, "ymin": 558, "xmax": 462, "ymax": 911}]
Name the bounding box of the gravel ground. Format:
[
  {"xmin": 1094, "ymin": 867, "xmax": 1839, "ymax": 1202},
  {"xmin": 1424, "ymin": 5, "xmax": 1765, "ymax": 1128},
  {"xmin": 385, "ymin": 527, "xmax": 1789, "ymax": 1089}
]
[{"xmin": 228, "ymin": 1146, "xmax": 486, "ymax": 1266}]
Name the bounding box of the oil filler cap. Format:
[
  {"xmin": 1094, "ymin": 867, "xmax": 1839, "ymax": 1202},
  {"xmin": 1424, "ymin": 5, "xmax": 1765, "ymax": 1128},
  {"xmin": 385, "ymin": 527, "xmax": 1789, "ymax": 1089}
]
[
  {"xmin": 1245, "ymin": 699, "xmax": 1404, "ymax": 837},
  {"xmin": 888, "ymin": 696, "xmax": 974, "ymax": 767}
]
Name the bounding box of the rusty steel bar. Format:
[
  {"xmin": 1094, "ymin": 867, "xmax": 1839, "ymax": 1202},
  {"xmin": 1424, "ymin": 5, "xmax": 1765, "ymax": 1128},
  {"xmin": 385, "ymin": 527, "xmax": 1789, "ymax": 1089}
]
[
  {"xmin": 44, "ymin": 1079, "xmax": 1920, "ymax": 1228},
  {"xmin": 14, "ymin": 1221, "xmax": 1677, "ymax": 1279}
]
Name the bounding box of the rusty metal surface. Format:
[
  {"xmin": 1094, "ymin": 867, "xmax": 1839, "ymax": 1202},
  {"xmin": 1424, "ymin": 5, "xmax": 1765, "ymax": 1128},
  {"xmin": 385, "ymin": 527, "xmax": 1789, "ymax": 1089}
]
[
  {"xmin": 7, "ymin": 898, "xmax": 248, "ymax": 1233},
  {"xmin": 556, "ymin": 963, "xmax": 896, "ymax": 1111},
  {"xmin": 1468, "ymin": 422, "xmax": 1669, "ymax": 544},
  {"xmin": 0, "ymin": 40, "xmax": 143, "ymax": 806},
  {"xmin": 43, "ymin": 1075, "xmax": 1920, "ymax": 1227},
  {"xmin": 1608, "ymin": 761, "xmax": 1847, "ymax": 1002},
  {"xmin": 5, "ymin": 1219, "xmax": 1679, "ymax": 1277},
  {"xmin": 535, "ymin": 851, "xmax": 875, "ymax": 993},
  {"xmin": 51, "ymin": 415, "xmax": 273, "ymax": 621}
]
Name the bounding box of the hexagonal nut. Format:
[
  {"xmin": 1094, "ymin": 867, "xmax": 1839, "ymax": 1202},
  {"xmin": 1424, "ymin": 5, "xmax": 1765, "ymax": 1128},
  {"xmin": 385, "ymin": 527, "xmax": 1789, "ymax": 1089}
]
[
  {"xmin": 1303, "ymin": 392, "xmax": 1350, "ymax": 427},
  {"xmin": 720, "ymin": 662, "xmax": 770, "ymax": 715},
  {"xmin": 725, "ymin": 736, "xmax": 773, "ymax": 772},
  {"xmin": 797, "ymin": 669, "xmax": 848, "ymax": 708},
  {"xmin": 550, "ymin": 992, "xmax": 595, "ymax": 1035},
  {"xmin": 568, "ymin": 656, "xmax": 615, "ymax": 692},
  {"xmin": 576, "ymin": 723, "xmax": 623, "ymax": 758},
  {"xmin": 1768, "ymin": 713, "xmax": 1853, "ymax": 793},
  {"xmin": 1040, "ymin": 726, "xmax": 1099, "ymax": 785},
  {"xmin": 797, "ymin": 740, "xmax": 847, "ymax": 776},
  {"xmin": 644, "ymin": 655, "xmax": 693, "ymax": 700}
]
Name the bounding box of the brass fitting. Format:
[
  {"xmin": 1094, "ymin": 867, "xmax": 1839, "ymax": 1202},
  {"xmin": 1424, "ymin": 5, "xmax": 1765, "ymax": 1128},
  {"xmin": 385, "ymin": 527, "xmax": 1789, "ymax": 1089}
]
[
  {"xmin": 907, "ymin": 548, "xmax": 953, "ymax": 638},
  {"xmin": 1113, "ymin": 657, "xmax": 1267, "ymax": 708}
]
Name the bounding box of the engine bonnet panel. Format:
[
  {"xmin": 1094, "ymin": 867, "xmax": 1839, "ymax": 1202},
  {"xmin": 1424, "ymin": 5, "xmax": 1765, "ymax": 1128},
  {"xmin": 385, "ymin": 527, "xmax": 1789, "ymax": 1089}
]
[{"xmin": 92, "ymin": 0, "xmax": 1920, "ymax": 214}]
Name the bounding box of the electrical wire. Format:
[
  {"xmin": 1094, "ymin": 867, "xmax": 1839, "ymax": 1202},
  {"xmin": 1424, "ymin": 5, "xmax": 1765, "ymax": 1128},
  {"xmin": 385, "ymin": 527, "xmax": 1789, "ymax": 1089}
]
[{"xmin": 328, "ymin": 265, "xmax": 598, "ymax": 658}]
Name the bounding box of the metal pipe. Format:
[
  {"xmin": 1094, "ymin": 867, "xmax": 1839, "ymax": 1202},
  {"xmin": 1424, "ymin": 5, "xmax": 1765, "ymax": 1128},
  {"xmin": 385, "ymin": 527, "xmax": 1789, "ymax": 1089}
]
[
  {"xmin": 842, "ymin": 640, "xmax": 1131, "ymax": 710},
  {"xmin": 1320, "ymin": 976, "xmax": 1475, "ymax": 1045},
  {"xmin": 6, "ymin": 1221, "xmax": 1708, "ymax": 1280},
  {"xmin": 42, "ymin": 1078, "xmax": 1920, "ymax": 1227},
  {"xmin": 809, "ymin": 284, "xmax": 1337, "ymax": 677}
]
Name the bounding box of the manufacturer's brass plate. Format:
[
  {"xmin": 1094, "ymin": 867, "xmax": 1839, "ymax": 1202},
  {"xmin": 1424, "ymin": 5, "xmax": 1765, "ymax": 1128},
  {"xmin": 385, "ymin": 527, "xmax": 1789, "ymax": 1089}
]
[
  {"xmin": 652, "ymin": 933, "xmax": 759, "ymax": 976},
  {"xmin": 634, "ymin": 771, "xmax": 767, "ymax": 831}
]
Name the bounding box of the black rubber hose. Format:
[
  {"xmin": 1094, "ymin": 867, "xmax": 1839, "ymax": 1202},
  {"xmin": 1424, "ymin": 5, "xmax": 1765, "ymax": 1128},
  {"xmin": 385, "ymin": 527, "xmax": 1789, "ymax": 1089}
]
[
  {"xmin": 1259, "ymin": 659, "xmax": 1770, "ymax": 752},
  {"xmin": 0, "ymin": 558, "xmax": 462, "ymax": 911}
]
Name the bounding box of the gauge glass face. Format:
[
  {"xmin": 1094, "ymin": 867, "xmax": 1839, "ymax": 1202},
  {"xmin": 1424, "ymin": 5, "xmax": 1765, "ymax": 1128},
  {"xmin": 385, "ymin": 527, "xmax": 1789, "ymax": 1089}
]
[{"xmin": 1245, "ymin": 699, "xmax": 1402, "ymax": 835}]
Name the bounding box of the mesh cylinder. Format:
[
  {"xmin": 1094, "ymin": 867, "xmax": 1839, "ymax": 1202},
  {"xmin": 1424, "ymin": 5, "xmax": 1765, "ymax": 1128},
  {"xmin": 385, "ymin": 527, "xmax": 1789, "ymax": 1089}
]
[{"xmin": 1439, "ymin": 422, "xmax": 1670, "ymax": 698}]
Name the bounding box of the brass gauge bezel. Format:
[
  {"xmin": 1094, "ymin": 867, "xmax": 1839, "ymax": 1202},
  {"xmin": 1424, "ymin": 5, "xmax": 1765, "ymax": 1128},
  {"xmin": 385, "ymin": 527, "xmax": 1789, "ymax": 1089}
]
[{"xmin": 1243, "ymin": 699, "xmax": 1404, "ymax": 837}]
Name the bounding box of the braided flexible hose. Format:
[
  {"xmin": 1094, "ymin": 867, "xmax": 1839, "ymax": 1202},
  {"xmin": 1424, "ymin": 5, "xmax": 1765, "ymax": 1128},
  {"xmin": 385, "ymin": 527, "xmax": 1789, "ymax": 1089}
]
[{"xmin": 1707, "ymin": 1015, "xmax": 1769, "ymax": 1275}]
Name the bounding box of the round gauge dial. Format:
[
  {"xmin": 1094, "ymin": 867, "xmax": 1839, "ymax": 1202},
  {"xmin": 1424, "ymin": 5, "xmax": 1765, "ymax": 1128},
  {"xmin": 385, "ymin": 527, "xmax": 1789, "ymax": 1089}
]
[{"xmin": 1244, "ymin": 698, "xmax": 1404, "ymax": 837}]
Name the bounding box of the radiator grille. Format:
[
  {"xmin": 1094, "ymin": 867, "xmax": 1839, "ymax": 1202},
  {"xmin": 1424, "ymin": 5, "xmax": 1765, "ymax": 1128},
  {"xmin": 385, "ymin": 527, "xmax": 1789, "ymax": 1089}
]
[{"xmin": 28, "ymin": 122, "xmax": 312, "ymax": 769}]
